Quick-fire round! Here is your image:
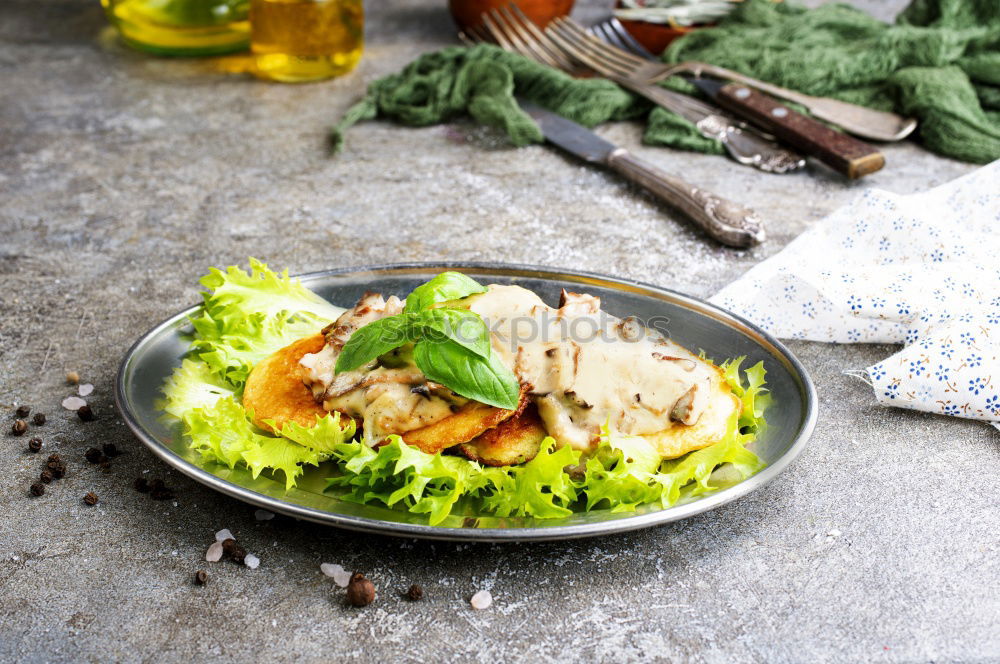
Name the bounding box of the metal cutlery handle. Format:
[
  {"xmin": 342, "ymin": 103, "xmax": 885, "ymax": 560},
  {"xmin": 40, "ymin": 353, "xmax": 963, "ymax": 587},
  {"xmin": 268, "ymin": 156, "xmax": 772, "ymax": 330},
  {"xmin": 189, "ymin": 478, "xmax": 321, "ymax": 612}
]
[
  {"xmin": 605, "ymin": 148, "xmax": 765, "ymax": 248},
  {"xmin": 661, "ymin": 61, "xmax": 917, "ymax": 142},
  {"xmin": 613, "ymin": 76, "xmax": 804, "ymax": 174}
]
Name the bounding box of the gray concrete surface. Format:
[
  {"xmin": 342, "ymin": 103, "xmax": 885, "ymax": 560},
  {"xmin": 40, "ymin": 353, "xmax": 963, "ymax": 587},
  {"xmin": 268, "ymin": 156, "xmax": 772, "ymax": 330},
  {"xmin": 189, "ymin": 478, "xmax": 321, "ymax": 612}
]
[{"xmin": 2, "ymin": 0, "xmax": 998, "ymax": 662}]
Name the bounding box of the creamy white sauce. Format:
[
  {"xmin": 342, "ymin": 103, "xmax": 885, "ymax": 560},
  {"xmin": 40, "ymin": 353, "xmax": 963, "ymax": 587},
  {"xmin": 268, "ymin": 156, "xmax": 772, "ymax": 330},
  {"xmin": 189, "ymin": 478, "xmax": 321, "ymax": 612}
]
[{"xmin": 301, "ymin": 285, "xmax": 719, "ymax": 450}]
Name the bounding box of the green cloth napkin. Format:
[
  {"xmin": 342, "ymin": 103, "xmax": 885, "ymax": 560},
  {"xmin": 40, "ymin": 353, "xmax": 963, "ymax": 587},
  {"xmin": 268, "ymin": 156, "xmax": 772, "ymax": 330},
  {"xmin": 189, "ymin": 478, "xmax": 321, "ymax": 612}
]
[{"xmin": 333, "ymin": 0, "xmax": 1000, "ymax": 163}]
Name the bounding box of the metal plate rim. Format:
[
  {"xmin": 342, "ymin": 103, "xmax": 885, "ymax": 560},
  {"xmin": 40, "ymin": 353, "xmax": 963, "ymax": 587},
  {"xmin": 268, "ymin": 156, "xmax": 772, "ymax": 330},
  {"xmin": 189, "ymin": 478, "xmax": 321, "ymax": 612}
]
[{"xmin": 115, "ymin": 261, "xmax": 817, "ymax": 542}]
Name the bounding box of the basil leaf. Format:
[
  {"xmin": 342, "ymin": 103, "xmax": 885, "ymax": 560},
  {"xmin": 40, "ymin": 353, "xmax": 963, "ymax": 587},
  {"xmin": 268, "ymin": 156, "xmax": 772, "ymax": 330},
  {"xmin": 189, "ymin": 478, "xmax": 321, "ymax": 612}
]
[
  {"xmin": 335, "ymin": 315, "xmax": 417, "ymax": 373},
  {"xmin": 404, "ymin": 272, "xmax": 487, "ymax": 313},
  {"xmin": 415, "ymin": 308, "xmax": 491, "ymax": 358},
  {"xmin": 335, "ymin": 309, "xmax": 491, "ymax": 373},
  {"xmin": 413, "ymin": 339, "xmax": 520, "ymax": 410}
]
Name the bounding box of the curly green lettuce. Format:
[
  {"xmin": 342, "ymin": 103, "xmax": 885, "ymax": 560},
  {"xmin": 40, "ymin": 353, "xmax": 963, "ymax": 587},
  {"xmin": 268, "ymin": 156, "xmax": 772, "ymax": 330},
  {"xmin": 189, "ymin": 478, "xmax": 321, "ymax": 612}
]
[{"xmin": 160, "ymin": 259, "xmax": 769, "ymax": 525}]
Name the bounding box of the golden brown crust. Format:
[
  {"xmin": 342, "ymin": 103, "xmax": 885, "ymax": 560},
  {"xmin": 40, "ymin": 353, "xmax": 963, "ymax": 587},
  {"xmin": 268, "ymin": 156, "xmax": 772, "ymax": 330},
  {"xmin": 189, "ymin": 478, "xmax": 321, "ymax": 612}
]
[
  {"xmin": 457, "ymin": 404, "xmax": 547, "ymax": 466},
  {"xmin": 242, "ymin": 333, "xmax": 332, "ymax": 434},
  {"xmin": 399, "ymin": 387, "xmax": 529, "ymax": 456}
]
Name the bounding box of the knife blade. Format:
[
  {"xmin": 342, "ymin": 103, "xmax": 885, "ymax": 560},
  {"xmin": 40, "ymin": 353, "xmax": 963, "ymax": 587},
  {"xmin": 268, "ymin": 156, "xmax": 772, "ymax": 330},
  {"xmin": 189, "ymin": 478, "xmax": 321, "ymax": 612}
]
[
  {"xmin": 519, "ymin": 100, "xmax": 765, "ymax": 248},
  {"xmin": 690, "ymin": 77, "xmax": 885, "ymax": 179}
]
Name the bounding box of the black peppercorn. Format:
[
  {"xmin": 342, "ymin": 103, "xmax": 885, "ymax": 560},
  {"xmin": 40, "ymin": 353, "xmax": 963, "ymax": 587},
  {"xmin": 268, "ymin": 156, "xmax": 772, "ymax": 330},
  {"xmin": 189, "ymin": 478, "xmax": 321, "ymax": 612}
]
[
  {"xmin": 84, "ymin": 448, "xmax": 102, "ymax": 463},
  {"xmin": 47, "ymin": 453, "xmax": 61, "ymax": 463},
  {"xmin": 30, "ymin": 482, "xmax": 45, "ymax": 497},
  {"xmin": 15, "ymin": 405, "xmax": 31, "ymax": 419},
  {"xmin": 99, "ymin": 461, "xmax": 112, "ymax": 473},
  {"xmin": 102, "ymin": 443, "xmax": 120, "ymax": 457},
  {"xmin": 39, "ymin": 470, "xmax": 53, "ymax": 484},
  {"xmin": 12, "ymin": 420, "xmax": 27, "ymax": 436},
  {"xmin": 77, "ymin": 405, "xmax": 95, "ymax": 422},
  {"xmin": 194, "ymin": 570, "xmax": 208, "ymax": 585},
  {"xmin": 27, "ymin": 437, "xmax": 42, "ymax": 453},
  {"xmin": 347, "ymin": 573, "xmax": 376, "ymax": 607},
  {"xmin": 32, "ymin": 413, "xmax": 46, "ymax": 426},
  {"xmin": 228, "ymin": 545, "xmax": 247, "ymax": 564},
  {"xmin": 406, "ymin": 584, "xmax": 424, "ymax": 601},
  {"xmin": 133, "ymin": 477, "xmax": 150, "ymax": 493},
  {"xmin": 83, "ymin": 492, "xmax": 98, "ymax": 506},
  {"xmin": 50, "ymin": 462, "xmax": 66, "ymax": 479}
]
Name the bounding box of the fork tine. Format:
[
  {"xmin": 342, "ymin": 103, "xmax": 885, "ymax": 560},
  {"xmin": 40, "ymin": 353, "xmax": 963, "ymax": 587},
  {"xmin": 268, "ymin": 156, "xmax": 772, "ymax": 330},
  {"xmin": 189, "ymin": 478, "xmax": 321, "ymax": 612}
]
[
  {"xmin": 494, "ymin": 6, "xmax": 566, "ymax": 69},
  {"xmin": 481, "ymin": 12, "xmax": 516, "ymax": 50},
  {"xmin": 547, "ymin": 19, "xmax": 635, "ymax": 78},
  {"xmin": 606, "ymin": 18, "xmax": 656, "ymax": 60},
  {"xmin": 504, "ymin": 5, "xmax": 579, "ymax": 71},
  {"xmin": 554, "ymin": 16, "xmax": 649, "ymax": 70},
  {"xmin": 590, "ymin": 21, "xmax": 631, "ymax": 56}
]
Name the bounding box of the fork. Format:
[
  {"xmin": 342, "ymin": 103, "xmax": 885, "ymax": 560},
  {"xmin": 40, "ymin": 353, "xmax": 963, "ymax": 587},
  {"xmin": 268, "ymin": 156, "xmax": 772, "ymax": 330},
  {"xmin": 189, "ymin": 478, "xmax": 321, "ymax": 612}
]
[
  {"xmin": 473, "ymin": 7, "xmax": 805, "ymax": 173},
  {"xmin": 553, "ymin": 15, "xmax": 916, "ymax": 142},
  {"xmin": 588, "ymin": 16, "xmax": 656, "ymax": 60}
]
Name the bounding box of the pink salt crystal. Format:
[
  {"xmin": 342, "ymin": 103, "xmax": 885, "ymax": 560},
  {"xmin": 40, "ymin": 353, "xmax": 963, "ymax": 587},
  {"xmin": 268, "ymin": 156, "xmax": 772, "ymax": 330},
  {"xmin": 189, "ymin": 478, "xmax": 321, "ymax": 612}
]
[
  {"xmin": 62, "ymin": 396, "xmax": 86, "ymax": 411},
  {"xmin": 205, "ymin": 541, "xmax": 223, "ymax": 562},
  {"xmin": 78, "ymin": 383, "xmax": 94, "ymax": 397},
  {"xmin": 470, "ymin": 590, "xmax": 493, "ymax": 610}
]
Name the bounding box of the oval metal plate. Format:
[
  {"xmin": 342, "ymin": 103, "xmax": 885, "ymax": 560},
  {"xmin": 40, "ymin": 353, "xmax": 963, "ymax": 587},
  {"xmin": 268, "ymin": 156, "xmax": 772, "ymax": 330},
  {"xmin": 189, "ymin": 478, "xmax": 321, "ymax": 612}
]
[{"xmin": 115, "ymin": 263, "xmax": 817, "ymax": 542}]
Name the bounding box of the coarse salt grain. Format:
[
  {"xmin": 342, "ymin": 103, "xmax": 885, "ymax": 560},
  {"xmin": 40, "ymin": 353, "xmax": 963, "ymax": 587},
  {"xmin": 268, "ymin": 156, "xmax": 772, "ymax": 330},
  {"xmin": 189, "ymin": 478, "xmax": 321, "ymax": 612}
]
[
  {"xmin": 244, "ymin": 554, "xmax": 260, "ymax": 570},
  {"xmin": 254, "ymin": 509, "xmax": 275, "ymax": 521},
  {"xmin": 470, "ymin": 590, "xmax": 492, "ymax": 610},
  {"xmin": 320, "ymin": 563, "xmax": 352, "ymax": 587},
  {"xmin": 78, "ymin": 383, "xmax": 94, "ymax": 397},
  {"xmin": 205, "ymin": 541, "xmax": 224, "ymax": 562},
  {"xmin": 62, "ymin": 396, "xmax": 87, "ymax": 411},
  {"xmin": 215, "ymin": 528, "xmax": 234, "ymax": 542}
]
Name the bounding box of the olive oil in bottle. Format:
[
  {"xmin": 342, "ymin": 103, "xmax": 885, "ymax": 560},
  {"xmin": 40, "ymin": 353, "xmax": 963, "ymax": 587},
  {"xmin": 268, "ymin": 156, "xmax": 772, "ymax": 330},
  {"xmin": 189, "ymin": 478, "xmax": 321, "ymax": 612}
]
[
  {"xmin": 250, "ymin": 0, "xmax": 364, "ymax": 83},
  {"xmin": 101, "ymin": 0, "xmax": 250, "ymax": 56}
]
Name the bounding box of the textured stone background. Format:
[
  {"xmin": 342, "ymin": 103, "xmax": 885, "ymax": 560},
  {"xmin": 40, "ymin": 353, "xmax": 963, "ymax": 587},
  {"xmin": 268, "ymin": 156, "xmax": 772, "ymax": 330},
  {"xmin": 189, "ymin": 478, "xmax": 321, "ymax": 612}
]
[{"xmin": 1, "ymin": 0, "xmax": 998, "ymax": 662}]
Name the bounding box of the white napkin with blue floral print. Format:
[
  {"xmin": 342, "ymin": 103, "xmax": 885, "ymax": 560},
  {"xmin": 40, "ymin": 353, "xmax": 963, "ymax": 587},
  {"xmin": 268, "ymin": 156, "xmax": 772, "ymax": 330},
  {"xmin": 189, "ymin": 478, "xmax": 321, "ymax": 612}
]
[{"xmin": 711, "ymin": 160, "xmax": 1000, "ymax": 429}]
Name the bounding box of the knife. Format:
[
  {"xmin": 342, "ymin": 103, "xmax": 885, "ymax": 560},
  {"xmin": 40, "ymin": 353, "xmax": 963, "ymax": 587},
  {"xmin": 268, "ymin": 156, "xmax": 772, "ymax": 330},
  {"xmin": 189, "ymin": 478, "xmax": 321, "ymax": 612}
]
[
  {"xmin": 519, "ymin": 100, "xmax": 765, "ymax": 248},
  {"xmin": 690, "ymin": 78, "xmax": 885, "ymax": 179}
]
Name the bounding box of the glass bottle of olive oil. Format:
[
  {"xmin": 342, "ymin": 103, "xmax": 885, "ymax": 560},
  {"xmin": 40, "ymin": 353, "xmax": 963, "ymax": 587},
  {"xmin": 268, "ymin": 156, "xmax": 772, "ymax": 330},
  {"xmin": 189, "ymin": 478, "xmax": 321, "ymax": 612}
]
[
  {"xmin": 250, "ymin": 0, "xmax": 364, "ymax": 83},
  {"xmin": 101, "ymin": 0, "xmax": 250, "ymax": 56}
]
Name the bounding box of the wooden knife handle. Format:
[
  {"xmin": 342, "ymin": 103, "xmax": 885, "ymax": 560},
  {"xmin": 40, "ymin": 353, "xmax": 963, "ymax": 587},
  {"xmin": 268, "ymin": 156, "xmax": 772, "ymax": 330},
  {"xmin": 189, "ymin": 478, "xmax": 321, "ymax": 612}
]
[{"xmin": 712, "ymin": 83, "xmax": 885, "ymax": 178}]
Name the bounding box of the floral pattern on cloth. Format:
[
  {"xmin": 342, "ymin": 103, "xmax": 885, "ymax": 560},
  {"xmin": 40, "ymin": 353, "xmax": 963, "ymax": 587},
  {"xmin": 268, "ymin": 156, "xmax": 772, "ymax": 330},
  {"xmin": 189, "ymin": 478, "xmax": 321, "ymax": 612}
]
[{"xmin": 711, "ymin": 160, "xmax": 1000, "ymax": 430}]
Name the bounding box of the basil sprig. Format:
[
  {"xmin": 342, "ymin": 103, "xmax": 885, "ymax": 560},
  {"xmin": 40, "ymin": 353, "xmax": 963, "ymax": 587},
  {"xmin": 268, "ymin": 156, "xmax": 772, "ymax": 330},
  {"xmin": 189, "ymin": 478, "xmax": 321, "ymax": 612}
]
[{"xmin": 334, "ymin": 274, "xmax": 520, "ymax": 410}]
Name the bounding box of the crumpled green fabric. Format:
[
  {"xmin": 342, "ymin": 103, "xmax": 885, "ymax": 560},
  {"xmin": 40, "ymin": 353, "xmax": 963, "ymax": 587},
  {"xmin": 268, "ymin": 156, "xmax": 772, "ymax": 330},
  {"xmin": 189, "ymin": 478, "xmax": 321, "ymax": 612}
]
[{"xmin": 333, "ymin": 0, "xmax": 1000, "ymax": 163}]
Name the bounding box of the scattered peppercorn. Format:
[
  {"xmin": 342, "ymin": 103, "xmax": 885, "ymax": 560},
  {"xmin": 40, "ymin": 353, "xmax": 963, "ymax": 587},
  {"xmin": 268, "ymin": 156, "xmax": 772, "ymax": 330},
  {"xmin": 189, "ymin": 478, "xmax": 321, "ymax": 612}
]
[
  {"xmin": 77, "ymin": 405, "xmax": 95, "ymax": 422},
  {"xmin": 102, "ymin": 443, "xmax": 120, "ymax": 457},
  {"xmin": 15, "ymin": 405, "xmax": 31, "ymax": 419},
  {"xmin": 32, "ymin": 413, "xmax": 46, "ymax": 426},
  {"xmin": 194, "ymin": 570, "xmax": 208, "ymax": 585},
  {"xmin": 99, "ymin": 460, "xmax": 112, "ymax": 473},
  {"xmin": 221, "ymin": 538, "xmax": 237, "ymax": 555},
  {"xmin": 40, "ymin": 470, "xmax": 53, "ymax": 484},
  {"xmin": 66, "ymin": 371, "xmax": 80, "ymax": 384},
  {"xmin": 347, "ymin": 573, "xmax": 376, "ymax": 607},
  {"xmin": 133, "ymin": 477, "xmax": 150, "ymax": 493},
  {"xmin": 11, "ymin": 420, "xmax": 28, "ymax": 436},
  {"xmin": 148, "ymin": 478, "xmax": 164, "ymax": 491},
  {"xmin": 30, "ymin": 482, "xmax": 45, "ymax": 497},
  {"xmin": 83, "ymin": 492, "xmax": 99, "ymax": 506},
  {"xmin": 228, "ymin": 544, "xmax": 247, "ymax": 564},
  {"xmin": 406, "ymin": 584, "xmax": 424, "ymax": 601},
  {"xmin": 47, "ymin": 453, "xmax": 61, "ymax": 464},
  {"xmin": 84, "ymin": 447, "xmax": 102, "ymax": 463},
  {"xmin": 27, "ymin": 438, "xmax": 43, "ymax": 453},
  {"xmin": 50, "ymin": 462, "xmax": 66, "ymax": 479}
]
